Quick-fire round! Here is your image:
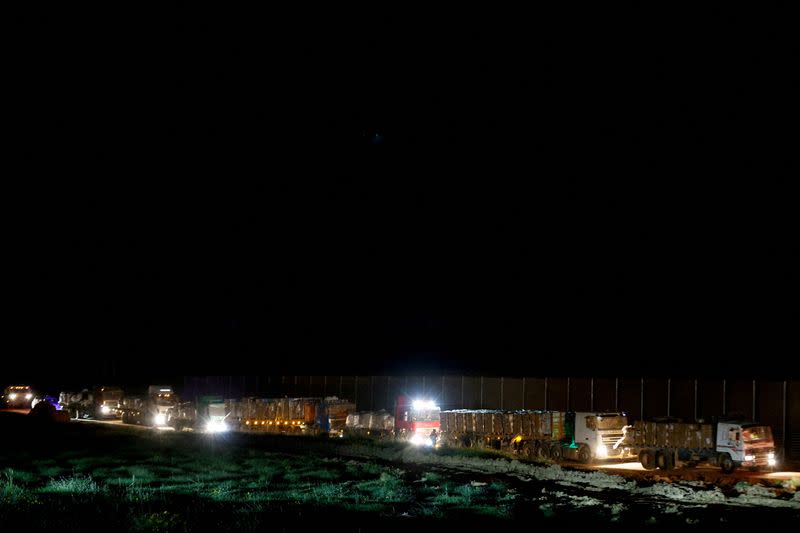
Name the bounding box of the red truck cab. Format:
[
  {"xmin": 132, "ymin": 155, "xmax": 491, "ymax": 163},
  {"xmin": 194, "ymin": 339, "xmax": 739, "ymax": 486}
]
[{"xmin": 394, "ymin": 395, "xmax": 440, "ymax": 445}]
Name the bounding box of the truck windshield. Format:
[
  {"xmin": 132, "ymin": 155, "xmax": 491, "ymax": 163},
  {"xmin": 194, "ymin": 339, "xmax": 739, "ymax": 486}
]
[
  {"xmin": 155, "ymin": 394, "xmax": 175, "ymax": 406},
  {"xmin": 742, "ymin": 426, "xmax": 772, "ymax": 443},
  {"xmin": 208, "ymin": 404, "xmax": 226, "ymax": 418},
  {"xmin": 595, "ymin": 415, "xmax": 627, "ymax": 430},
  {"xmin": 412, "ymin": 408, "xmax": 440, "ymax": 422}
]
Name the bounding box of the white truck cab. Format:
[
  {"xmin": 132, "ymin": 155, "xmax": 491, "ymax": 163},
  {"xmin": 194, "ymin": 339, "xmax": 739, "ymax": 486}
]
[
  {"xmin": 716, "ymin": 421, "xmax": 776, "ymax": 468},
  {"xmin": 573, "ymin": 412, "xmax": 637, "ymax": 461}
]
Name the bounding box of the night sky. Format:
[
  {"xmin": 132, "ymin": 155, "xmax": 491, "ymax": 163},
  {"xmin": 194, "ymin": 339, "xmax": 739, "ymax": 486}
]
[{"xmin": 6, "ymin": 9, "xmax": 798, "ymax": 388}]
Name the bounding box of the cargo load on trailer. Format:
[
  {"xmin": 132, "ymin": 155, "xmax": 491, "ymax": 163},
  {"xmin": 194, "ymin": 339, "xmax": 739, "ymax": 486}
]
[
  {"xmin": 345, "ymin": 410, "xmax": 395, "ymax": 436},
  {"xmin": 627, "ymin": 418, "xmax": 777, "ymax": 473},
  {"xmin": 440, "ymin": 410, "xmax": 635, "ymax": 463},
  {"xmin": 226, "ymin": 397, "xmax": 356, "ymax": 435}
]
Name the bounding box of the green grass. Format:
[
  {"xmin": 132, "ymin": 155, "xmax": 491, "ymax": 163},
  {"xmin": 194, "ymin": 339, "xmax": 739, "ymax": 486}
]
[
  {"xmin": 2, "ymin": 468, "xmax": 38, "ymax": 483},
  {"xmin": 0, "ymin": 471, "xmax": 30, "ymax": 504},
  {"xmin": 131, "ymin": 511, "xmax": 188, "ymax": 533},
  {"xmin": 0, "ymin": 420, "xmax": 531, "ymax": 529},
  {"xmin": 41, "ymin": 475, "xmax": 105, "ymax": 494}
]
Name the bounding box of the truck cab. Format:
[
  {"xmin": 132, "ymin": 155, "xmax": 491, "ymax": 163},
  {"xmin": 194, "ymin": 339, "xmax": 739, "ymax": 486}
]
[
  {"xmin": 394, "ymin": 395, "xmax": 441, "ymax": 446},
  {"xmin": 716, "ymin": 421, "xmax": 776, "ymax": 469},
  {"xmin": 148, "ymin": 386, "xmax": 177, "ymax": 426},
  {"xmin": 95, "ymin": 386, "xmax": 124, "ymax": 418},
  {"xmin": 568, "ymin": 412, "xmax": 637, "ymax": 462},
  {"xmin": 121, "ymin": 385, "xmax": 178, "ymax": 426},
  {"xmin": 3, "ymin": 385, "xmax": 34, "ymax": 408}
]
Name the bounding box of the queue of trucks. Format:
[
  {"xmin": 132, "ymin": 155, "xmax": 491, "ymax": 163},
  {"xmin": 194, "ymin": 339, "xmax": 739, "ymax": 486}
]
[{"xmin": 4, "ymin": 382, "xmax": 779, "ymax": 473}]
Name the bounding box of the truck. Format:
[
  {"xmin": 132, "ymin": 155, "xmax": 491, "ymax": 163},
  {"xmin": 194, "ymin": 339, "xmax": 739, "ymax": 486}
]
[
  {"xmin": 627, "ymin": 418, "xmax": 777, "ymax": 473},
  {"xmin": 439, "ymin": 410, "xmax": 636, "ymax": 463},
  {"xmin": 345, "ymin": 396, "xmax": 441, "ymax": 445},
  {"xmin": 226, "ymin": 396, "xmax": 356, "ymax": 436},
  {"xmin": 394, "ymin": 396, "xmax": 441, "ymax": 445},
  {"xmin": 120, "ymin": 385, "xmax": 180, "ymax": 427},
  {"xmin": 59, "ymin": 386, "xmax": 124, "ymax": 419},
  {"xmin": 164, "ymin": 395, "xmax": 230, "ymax": 432},
  {"xmin": 3, "ymin": 385, "xmax": 35, "ymax": 408}
]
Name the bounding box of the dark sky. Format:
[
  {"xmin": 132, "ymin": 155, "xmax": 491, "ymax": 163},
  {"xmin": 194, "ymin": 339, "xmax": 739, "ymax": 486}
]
[{"xmin": 6, "ymin": 9, "xmax": 798, "ymax": 387}]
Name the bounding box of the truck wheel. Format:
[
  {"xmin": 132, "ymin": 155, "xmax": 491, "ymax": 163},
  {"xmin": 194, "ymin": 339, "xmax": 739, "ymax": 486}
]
[
  {"xmin": 519, "ymin": 441, "xmax": 530, "ymax": 458},
  {"xmin": 639, "ymin": 450, "xmax": 657, "ymax": 470},
  {"xmin": 656, "ymin": 451, "xmax": 673, "ymax": 470},
  {"xmin": 549, "ymin": 444, "xmax": 562, "ymax": 461},
  {"xmin": 536, "ymin": 442, "xmax": 549, "ymax": 460},
  {"xmin": 578, "ymin": 445, "xmax": 591, "ymax": 464},
  {"xmin": 719, "ymin": 454, "xmax": 736, "ymax": 474}
]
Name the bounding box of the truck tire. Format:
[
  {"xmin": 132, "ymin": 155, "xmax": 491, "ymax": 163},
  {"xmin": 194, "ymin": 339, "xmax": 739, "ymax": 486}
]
[
  {"xmin": 656, "ymin": 450, "xmax": 674, "ymax": 470},
  {"xmin": 520, "ymin": 441, "xmax": 533, "ymax": 459},
  {"xmin": 536, "ymin": 442, "xmax": 549, "ymax": 459},
  {"xmin": 639, "ymin": 449, "xmax": 657, "ymax": 470},
  {"xmin": 719, "ymin": 453, "xmax": 736, "ymax": 474},
  {"xmin": 549, "ymin": 444, "xmax": 562, "ymax": 461},
  {"xmin": 578, "ymin": 445, "xmax": 591, "ymax": 464}
]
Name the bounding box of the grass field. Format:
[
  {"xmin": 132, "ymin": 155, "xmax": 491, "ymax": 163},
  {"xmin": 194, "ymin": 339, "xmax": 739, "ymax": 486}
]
[{"xmin": 0, "ymin": 415, "xmax": 520, "ymax": 531}]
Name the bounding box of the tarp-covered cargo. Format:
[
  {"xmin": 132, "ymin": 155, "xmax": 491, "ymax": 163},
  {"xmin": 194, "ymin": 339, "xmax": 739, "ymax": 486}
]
[
  {"xmin": 440, "ymin": 410, "xmax": 566, "ymax": 440},
  {"xmin": 226, "ymin": 397, "xmax": 355, "ymax": 430},
  {"xmin": 632, "ymin": 420, "xmax": 715, "ymax": 450},
  {"xmin": 346, "ymin": 410, "xmax": 394, "ymax": 432}
]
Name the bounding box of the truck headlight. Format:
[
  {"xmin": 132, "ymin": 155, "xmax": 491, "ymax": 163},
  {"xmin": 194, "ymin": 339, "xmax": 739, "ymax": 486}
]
[
  {"xmin": 101, "ymin": 405, "xmax": 111, "ymax": 414},
  {"xmin": 410, "ymin": 433, "xmax": 433, "ymax": 447},
  {"xmin": 768, "ymin": 458, "xmax": 777, "ymax": 466},
  {"xmin": 596, "ymin": 445, "xmax": 608, "ymax": 458},
  {"xmin": 206, "ymin": 420, "xmax": 228, "ymax": 433},
  {"xmin": 154, "ymin": 413, "xmax": 166, "ymax": 426},
  {"xmin": 25, "ymin": 393, "xmax": 33, "ymax": 400},
  {"xmin": 8, "ymin": 393, "xmax": 17, "ymax": 400},
  {"xmin": 744, "ymin": 454, "xmax": 755, "ymax": 461},
  {"xmin": 767, "ymin": 452, "xmax": 775, "ymax": 460}
]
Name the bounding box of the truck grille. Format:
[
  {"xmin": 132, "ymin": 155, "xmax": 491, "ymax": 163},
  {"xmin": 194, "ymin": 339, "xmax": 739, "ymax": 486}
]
[{"xmin": 602, "ymin": 432, "xmax": 625, "ymax": 447}]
